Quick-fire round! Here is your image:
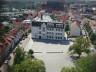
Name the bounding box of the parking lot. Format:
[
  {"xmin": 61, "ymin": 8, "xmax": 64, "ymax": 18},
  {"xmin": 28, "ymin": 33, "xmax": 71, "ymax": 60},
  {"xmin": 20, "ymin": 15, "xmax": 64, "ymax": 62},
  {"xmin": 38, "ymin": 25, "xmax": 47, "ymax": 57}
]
[{"xmin": 21, "ymin": 34, "xmax": 74, "ymax": 72}]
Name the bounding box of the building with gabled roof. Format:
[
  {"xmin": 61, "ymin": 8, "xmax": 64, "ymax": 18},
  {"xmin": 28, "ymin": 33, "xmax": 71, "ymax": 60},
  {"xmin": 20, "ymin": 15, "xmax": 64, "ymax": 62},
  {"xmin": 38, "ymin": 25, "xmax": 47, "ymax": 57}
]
[{"xmin": 70, "ymin": 20, "xmax": 81, "ymax": 37}]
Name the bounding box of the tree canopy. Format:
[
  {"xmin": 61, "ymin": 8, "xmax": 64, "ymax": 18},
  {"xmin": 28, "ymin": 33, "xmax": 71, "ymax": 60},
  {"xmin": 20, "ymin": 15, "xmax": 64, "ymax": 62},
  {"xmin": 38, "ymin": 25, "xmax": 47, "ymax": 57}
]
[
  {"xmin": 9, "ymin": 58, "xmax": 46, "ymax": 72},
  {"xmin": 61, "ymin": 54, "xmax": 96, "ymax": 72},
  {"xmin": 13, "ymin": 46, "xmax": 25, "ymax": 64},
  {"xmin": 69, "ymin": 37, "xmax": 90, "ymax": 58},
  {"xmin": 61, "ymin": 67, "xmax": 76, "ymax": 72},
  {"xmin": 75, "ymin": 54, "xmax": 96, "ymax": 72},
  {"xmin": 9, "ymin": 46, "xmax": 46, "ymax": 72}
]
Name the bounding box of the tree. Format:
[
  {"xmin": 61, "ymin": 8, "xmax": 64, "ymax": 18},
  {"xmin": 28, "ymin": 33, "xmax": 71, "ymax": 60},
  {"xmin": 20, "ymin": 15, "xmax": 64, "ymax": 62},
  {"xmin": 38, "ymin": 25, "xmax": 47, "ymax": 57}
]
[
  {"xmin": 65, "ymin": 24, "xmax": 70, "ymax": 32},
  {"xmin": 61, "ymin": 67, "xmax": 76, "ymax": 72},
  {"xmin": 9, "ymin": 58, "xmax": 46, "ymax": 72},
  {"xmin": 28, "ymin": 49, "xmax": 34, "ymax": 58},
  {"xmin": 13, "ymin": 46, "xmax": 25, "ymax": 64},
  {"xmin": 61, "ymin": 54, "xmax": 96, "ymax": 72},
  {"xmin": 90, "ymin": 33, "xmax": 96, "ymax": 45},
  {"xmin": 69, "ymin": 37, "xmax": 90, "ymax": 58},
  {"xmin": 75, "ymin": 54, "xmax": 96, "ymax": 72},
  {"xmin": 0, "ymin": 24, "xmax": 10, "ymax": 40},
  {"xmin": 9, "ymin": 46, "xmax": 45, "ymax": 72}
]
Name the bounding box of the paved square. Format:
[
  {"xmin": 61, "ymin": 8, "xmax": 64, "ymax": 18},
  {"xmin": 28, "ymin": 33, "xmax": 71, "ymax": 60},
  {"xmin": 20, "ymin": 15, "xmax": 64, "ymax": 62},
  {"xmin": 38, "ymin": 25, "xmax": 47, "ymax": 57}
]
[{"xmin": 22, "ymin": 34, "xmax": 74, "ymax": 72}]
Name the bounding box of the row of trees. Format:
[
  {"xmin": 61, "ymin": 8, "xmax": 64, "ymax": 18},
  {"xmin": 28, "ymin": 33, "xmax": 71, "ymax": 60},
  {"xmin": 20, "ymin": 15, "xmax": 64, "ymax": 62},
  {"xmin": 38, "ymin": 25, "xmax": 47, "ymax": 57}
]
[
  {"xmin": 61, "ymin": 37, "xmax": 96, "ymax": 72},
  {"xmin": 84, "ymin": 23, "xmax": 96, "ymax": 45},
  {"xmin": 8, "ymin": 46, "xmax": 46, "ymax": 72}
]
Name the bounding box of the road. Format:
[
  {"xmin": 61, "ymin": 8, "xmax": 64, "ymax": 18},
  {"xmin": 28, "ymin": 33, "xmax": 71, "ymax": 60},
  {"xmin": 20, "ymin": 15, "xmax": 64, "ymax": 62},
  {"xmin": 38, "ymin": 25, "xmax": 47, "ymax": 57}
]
[{"xmin": 20, "ymin": 34, "xmax": 74, "ymax": 72}]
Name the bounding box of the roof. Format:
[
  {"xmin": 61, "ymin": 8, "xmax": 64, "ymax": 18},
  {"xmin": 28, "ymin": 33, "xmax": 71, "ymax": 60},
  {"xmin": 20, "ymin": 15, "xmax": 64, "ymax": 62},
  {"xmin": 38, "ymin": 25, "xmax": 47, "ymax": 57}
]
[
  {"xmin": 57, "ymin": 14, "xmax": 69, "ymax": 22},
  {"xmin": 23, "ymin": 23, "xmax": 30, "ymax": 29},
  {"xmin": 23, "ymin": 20, "xmax": 31, "ymax": 24},
  {"xmin": 32, "ymin": 21, "xmax": 64, "ymax": 28},
  {"xmin": 9, "ymin": 29, "xmax": 18, "ymax": 36},
  {"xmin": 5, "ymin": 37, "xmax": 12, "ymax": 41},
  {"xmin": 71, "ymin": 20, "xmax": 81, "ymax": 27},
  {"xmin": 34, "ymin": 14, "xmax": 53, "ymax": 22},
  {"xmin": 90, "ymin": 20, "xmax": 96, "ymax": 23}
]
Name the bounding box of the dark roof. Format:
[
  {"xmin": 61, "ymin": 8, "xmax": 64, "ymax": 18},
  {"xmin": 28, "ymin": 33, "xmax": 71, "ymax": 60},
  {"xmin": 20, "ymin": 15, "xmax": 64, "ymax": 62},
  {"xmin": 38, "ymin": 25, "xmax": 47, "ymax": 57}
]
[
  {"xmin": 32, "ymin": 21, "xmax": 64, "ymax": 28},
  {"xmin": 32, "ymin": 21, "xmax": 42, "ymax": 27}
]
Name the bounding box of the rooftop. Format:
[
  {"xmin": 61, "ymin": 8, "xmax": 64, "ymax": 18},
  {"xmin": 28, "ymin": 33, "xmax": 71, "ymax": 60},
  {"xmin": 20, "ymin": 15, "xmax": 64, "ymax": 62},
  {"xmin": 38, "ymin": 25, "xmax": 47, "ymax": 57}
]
[
  {"xmin": 33, "ymin": 13, "xmax": 63, "ymax": 24},
  {"xmin": 34, "ymin": 14, "xmax": 53, "ymax": 22}
]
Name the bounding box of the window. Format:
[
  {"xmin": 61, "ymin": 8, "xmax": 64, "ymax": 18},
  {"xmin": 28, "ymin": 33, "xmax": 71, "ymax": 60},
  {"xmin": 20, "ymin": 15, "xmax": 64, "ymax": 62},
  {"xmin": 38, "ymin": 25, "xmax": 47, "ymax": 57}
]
[
  {"xmin": 56, "ymin": 33, "xmax": 62, "ymax": 35},
  {"xmin": 47, "ymin": 23, "xmax": 54, "ymax": 27},
  {"xmin": 56, "ymin": 28, "xmax": 58, "ymax": 31},
  {"xmin": 52, "ymin": 28, "xmax": 54, "ymax": 31},
  {"xmin": 47, "ymin": 28, "xmax": 49, "ymax": 30},
  {"xmin": 60, "ymin": 37, "xmax": 62, "ymax": 39},
  {"xmin": 47, "ymin": 36, "xmax": 48, "ymax": 38},
  {"xmin": 61, "ymin": 29, "xmax": 63, "ymax": 31},
  {"xmin": 56, "ymin": 37, "xmax": 57, "ymax": 39},
  {"xmin": 43, "ymin": 34, "xmax": 45, "ymax": 36},
  {"xmin": 50, "ymin": 28, "xmax": 52, "ymax": 31},
  {"xmin": 39, "ymin": 31, "xmax": 41, "ymax": 34},
  {"xmin": 43, "ymin": 27, "xmax": 45, "ymax": 31},
  {"xmin": 47, "ymin": 32, "xmax": 49, "ymax": 34},
  {"xmin": 56, "ymin": 24, "xmax": 63, "ymax": 28},
  {"xmin": 56, "ymin": 28, "xmax": 60, "ymax": 31},
  {"xmin": 39, "ymin": 27, "xmax": 41, "ymax": 29}
]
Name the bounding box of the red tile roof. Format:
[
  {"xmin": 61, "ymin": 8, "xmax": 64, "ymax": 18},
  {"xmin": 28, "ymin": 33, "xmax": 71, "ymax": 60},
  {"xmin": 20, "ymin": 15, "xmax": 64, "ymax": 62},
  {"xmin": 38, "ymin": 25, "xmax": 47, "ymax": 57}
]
[
  {"xmin": 57, "ymin": 14, "xmax": 69, "ymax": 22},
  {"xmin": 0, "ymin": 36, "xmax": 13, "ymax": 53},
  {"xmin": 9, "ymin": 29, "xmax": 19, "ymax": 36},
  {"xmin": 72, "ymin": 20, "xmax": 81, "ymax": 27},
  {"xmin": 93, "ymin": 24, "xmax": 96, "ymax": 27},
  {"xmin": 5, "ymin": 37, "xmax": 12, "ymax": 41}
]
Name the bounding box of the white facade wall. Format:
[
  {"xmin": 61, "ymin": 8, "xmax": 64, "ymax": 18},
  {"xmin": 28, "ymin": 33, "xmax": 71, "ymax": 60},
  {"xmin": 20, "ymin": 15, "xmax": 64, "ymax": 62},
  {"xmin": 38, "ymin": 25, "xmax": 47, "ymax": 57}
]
[
  {"xmin": 90, "ymin": 22, "xmax": 96, "ymax": 33},
  {"xmin": 91, "ymin": 27, "xmax": 96, "ymax": 33},
  {"xmin": 70, "ymin": 24, "xmax": 81, "ymax": 36},
  {"xmin": 32, "ymin": 23, "xmax": 65, "ymax": 40}
]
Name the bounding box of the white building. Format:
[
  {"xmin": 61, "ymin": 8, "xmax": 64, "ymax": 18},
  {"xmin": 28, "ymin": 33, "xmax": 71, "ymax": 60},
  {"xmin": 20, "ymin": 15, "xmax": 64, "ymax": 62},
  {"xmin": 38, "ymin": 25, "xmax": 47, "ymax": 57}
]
[
  {"xmin": 31, "ymin": 14, "xmax": 65, "ymax": 40},
  {"xmin": 90, "ymin": 20, "xmax": 96, "ymax": 33},
  {"xmin": 70, "ymin": 20, "xmax": 81, "ymax": 37}
]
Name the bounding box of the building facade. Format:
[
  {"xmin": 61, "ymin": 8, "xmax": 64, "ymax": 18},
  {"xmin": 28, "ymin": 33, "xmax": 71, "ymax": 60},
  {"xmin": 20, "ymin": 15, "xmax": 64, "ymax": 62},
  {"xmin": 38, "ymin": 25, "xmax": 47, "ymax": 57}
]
[
  {"xmin": 31, "ymin": 21, "xmax": 65, "ymax": 40},
  {"xmin": 70, "ymin": 21, "xmax": 81, "ymax": 37}
]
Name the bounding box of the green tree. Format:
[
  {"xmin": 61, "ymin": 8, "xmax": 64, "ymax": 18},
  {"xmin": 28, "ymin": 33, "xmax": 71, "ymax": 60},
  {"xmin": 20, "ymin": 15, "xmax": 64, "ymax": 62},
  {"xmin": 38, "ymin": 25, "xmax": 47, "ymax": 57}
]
[
  {"xmin": 61, "ymin": 54, "xmax": 96, "ymax": 72},
  {"xmin": 13, "ymin": 46, "xmax": 25, "ymax": 64},
  {"xmin": 9, "ymin": 58, "xmax": 46, "ymax": 72},
  {"xmin": 0, "ymin": 24, "xmax": 10, "ymax": 40},
  {"xmin": 65, "ymin": 24, "xmax": 70, "ymax": 32},
  {"xmin": 90, "ymin": 33, "xmax": 96, "ymax": 45},
  {"xmin": 69, "ymin": 37, "xmax": 90, "ymax": 58},
  {"xmin": 75, "ymin": 54, "xmax": 96, "ymax": 72},
  {"xmin": 61, "ymin": 67, "xmax": 76, "ymax": 72},
  {"xmin": 28, "ymin": 49, "xmax": 34, "ymax": 58}
]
